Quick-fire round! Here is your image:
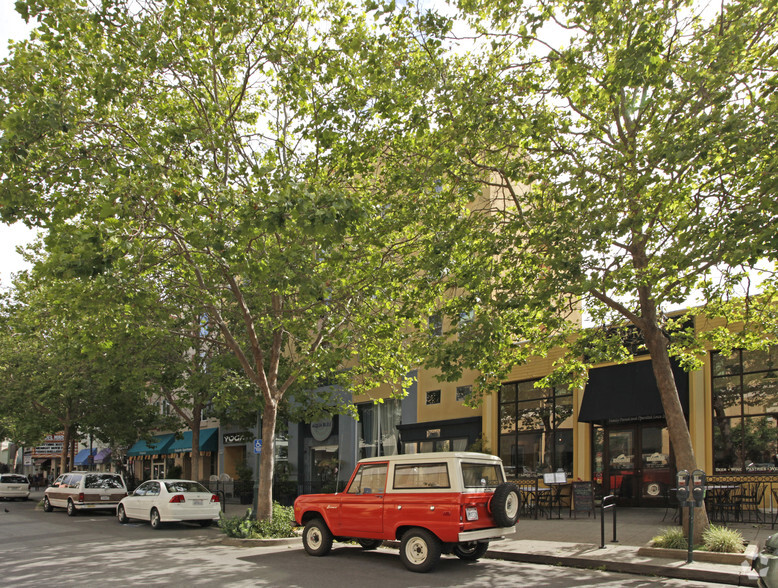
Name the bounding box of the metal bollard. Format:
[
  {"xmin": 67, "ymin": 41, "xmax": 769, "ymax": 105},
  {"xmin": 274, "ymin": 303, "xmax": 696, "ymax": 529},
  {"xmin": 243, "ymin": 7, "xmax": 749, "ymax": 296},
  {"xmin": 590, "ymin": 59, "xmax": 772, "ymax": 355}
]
[{"xmin": 600, "ymin": 494, "xmax": 618, "ymax": 548}]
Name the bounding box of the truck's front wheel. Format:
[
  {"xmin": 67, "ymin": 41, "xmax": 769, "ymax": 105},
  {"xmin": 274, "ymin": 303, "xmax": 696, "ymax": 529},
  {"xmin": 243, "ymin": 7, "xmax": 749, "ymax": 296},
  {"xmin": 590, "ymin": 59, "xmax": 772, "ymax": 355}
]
[
  {"xmin": 303, "ymin": 519, "xmax": 333, "ymax": 556},
  {"xmin": 399, "ymin": 528, "xmax": 441, "ymax": 573}
]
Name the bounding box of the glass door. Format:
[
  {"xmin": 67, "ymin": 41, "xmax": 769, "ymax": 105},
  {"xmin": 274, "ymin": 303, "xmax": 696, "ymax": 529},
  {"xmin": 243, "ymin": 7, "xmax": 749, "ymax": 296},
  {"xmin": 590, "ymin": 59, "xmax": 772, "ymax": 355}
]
[{"xmin": 608, "ymin": 428, "xmax": 637, "ymax": 505}]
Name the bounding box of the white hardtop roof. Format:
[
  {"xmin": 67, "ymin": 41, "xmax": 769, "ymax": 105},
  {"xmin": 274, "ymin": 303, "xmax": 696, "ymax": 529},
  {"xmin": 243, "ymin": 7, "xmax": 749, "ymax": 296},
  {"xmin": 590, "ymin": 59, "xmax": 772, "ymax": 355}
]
[{"xmin": 357, "ymin": 452, "xmax": 502, "ymax": 464}]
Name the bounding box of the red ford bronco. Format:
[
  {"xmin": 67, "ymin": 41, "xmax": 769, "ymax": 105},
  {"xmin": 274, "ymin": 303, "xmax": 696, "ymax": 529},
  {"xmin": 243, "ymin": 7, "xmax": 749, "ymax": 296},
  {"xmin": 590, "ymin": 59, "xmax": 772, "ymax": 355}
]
[{"xmin": 293, "ymin": 452, "xmax": 519, "ymax": 572}]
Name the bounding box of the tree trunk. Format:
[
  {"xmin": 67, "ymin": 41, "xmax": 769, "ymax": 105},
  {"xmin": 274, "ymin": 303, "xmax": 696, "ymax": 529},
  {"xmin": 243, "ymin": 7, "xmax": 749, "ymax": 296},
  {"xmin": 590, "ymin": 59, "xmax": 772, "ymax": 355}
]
[
  {"xmin": 256, "ymin": 398, "xmax": 278, "ymax": 521},
  {"xmin": 191, "ymin": 406, "xmax": 201, "ymax": 482},
  {"xmin": 60, "ymin": 426, "xmax": 71, "ymax": 474},
  {"xmin": 643, "ymin": 322, "xmax": 710, "ymax": 543}
]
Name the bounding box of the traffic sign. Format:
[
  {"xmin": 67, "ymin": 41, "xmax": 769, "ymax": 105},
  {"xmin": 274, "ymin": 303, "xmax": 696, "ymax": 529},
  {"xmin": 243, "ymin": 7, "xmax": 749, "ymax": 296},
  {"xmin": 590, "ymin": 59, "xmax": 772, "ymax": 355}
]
[{"xmin": 253, "ymin": 439, "xmax": 262, "ymax": 454}]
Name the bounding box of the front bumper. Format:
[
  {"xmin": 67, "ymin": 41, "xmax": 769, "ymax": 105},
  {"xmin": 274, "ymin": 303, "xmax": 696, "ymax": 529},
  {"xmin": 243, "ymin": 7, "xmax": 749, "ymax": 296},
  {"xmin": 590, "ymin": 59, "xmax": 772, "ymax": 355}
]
[{"xmin": 458, "ymin": 525, "xmax": 517, "ymax": 542}]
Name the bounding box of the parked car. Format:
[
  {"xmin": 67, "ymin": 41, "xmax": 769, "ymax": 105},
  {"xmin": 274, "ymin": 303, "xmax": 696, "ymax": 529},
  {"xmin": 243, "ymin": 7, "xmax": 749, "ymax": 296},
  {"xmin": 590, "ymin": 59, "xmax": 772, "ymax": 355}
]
[
  {"xmin": 754, "ymin": 533, "xmax": 778, "ymax": 587},
  {"xmin": 0, "ymin": 474, "xmax": 30, "ymax": 501},
  {"xmin": 294, "ymin": 452, "xmax": 519, "ymax": 573},
  {"xmin": 43, "ymin": 471, "xmax": 127, "ymax": 515},
  {"xmin": 117, "ymin": 479, "xmax": 221, "ymax": 529}
]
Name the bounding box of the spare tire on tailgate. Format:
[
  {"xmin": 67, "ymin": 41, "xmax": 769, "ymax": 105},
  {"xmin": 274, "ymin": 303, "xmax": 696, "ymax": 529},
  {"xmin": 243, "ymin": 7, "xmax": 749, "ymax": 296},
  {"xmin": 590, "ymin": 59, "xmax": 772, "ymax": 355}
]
[{"xmin": 489, "ymin": 482, "xmax": 520, "ymax": 527}]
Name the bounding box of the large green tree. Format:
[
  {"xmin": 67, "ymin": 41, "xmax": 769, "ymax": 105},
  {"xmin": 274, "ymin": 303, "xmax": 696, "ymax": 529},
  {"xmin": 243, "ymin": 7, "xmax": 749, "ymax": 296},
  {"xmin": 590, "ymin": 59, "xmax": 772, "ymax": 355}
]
[
  {"xmin": 413, "ymin": 0, "xmax": 777, "ymax": 539},
  {"xmin": 0, "ymin": 0, "xmax": 447, "ymax": 519},
  {"xmin": 0, "ymin": 264, "xmax": 162, "ymax": 472}
]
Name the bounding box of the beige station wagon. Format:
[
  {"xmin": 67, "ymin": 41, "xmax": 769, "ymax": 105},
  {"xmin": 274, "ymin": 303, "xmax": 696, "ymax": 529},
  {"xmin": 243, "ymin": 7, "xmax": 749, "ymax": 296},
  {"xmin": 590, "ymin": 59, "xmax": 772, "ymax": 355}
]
[{"xmin": 43, "ymin": 471, "xmax": 127, "ymax": 515}]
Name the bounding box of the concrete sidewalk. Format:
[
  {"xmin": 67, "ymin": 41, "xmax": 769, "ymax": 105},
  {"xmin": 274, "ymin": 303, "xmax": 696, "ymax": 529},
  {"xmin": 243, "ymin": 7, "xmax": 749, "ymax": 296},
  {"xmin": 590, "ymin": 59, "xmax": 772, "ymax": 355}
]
[{"xmin": 221, "ymin": 501, "xmax": 768, "ymax": 586}]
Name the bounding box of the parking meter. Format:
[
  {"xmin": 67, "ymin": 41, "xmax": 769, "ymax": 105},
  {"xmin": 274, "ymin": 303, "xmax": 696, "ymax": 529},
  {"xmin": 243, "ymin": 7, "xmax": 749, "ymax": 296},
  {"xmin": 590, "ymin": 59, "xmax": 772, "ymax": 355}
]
[
  {"xmin": 691, "ymin": 469, "xmax": 706, "ymax": 507},
  {"xmin": 676, "ymin": 470, "xmax": 690, "ymax": 503}
]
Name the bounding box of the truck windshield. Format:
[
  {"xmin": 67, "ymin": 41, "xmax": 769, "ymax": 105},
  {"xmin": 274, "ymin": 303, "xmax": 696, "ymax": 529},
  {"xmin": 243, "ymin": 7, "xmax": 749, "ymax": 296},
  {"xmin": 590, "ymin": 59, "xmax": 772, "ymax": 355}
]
[{"xmin": 461, "ymin": 463, "xmax": 504, "ymax": 488}]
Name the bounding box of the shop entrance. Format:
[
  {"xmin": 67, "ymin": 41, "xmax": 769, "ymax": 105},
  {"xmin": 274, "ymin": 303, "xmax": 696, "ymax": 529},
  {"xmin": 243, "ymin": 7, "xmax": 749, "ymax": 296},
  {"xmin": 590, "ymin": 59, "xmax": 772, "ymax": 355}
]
[{"xmin": 594, "ymin": 422, "xmax": 674, "ymax": 507}]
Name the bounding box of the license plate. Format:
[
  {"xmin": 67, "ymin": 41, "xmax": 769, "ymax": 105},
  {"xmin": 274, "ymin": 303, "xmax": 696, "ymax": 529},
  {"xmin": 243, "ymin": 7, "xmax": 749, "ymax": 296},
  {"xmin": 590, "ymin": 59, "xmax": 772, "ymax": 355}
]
[
  {"xmin": 193, "ymin": 499, "xmax": 203, "ymax": 506},
  {"xmin": 465, "ymin": 507, "xmax": 478, "ymax": 521},
  {"xmin": 9, "ymin": 486, "xmax": 19, "ymax": 490},
  {"xmin": 100, "ymin": 496, "xmax": 110, "ymax": 501}
]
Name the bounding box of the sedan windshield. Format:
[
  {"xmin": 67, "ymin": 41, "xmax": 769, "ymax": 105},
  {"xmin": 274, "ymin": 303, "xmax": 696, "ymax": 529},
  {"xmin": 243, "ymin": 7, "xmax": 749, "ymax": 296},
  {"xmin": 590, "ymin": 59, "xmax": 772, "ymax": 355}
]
[{"xmin": 164, "ymin": 481, "xmax": 210, "ymax": 493}]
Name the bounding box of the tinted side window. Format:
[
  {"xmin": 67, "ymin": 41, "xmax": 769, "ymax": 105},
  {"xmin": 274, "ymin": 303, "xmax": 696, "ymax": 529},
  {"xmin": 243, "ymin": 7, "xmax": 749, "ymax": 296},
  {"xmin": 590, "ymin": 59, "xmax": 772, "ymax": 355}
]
[{"xmin": 393, "ymin": 463, "xmax": 450, "ymax": 489}]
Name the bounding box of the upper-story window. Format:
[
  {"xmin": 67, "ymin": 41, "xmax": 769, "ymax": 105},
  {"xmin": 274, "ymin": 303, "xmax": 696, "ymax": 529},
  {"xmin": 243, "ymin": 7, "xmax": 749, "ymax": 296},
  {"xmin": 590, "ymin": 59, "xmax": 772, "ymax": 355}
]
[{"xmin": 426, "ymin": 390, "xmax": 441, "ymax": 405}]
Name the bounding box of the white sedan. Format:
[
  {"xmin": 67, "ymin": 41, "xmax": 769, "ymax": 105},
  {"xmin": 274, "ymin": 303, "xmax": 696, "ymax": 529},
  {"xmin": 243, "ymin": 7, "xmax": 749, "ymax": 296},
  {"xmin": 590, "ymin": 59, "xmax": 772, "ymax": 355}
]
[
  {"xmin": 0, "ymin": 474, "xmax": 30, "ymax": 500},
  {"xmin": 117, "ymin": 479, "xmax": 221, "ymax": 529}
]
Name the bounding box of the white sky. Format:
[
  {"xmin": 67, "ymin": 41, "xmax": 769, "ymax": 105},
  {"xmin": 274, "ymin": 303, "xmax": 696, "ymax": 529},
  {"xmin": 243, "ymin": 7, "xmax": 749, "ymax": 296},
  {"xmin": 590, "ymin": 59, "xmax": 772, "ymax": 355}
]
[{"xmin": 0, "ymin": 3, "xmax": 38, "ymax": 287}]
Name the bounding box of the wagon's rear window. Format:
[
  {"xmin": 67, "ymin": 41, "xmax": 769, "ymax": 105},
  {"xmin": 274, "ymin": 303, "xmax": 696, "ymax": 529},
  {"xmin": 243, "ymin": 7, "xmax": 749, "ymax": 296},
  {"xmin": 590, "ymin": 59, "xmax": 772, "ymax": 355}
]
[
  {"xmin": 393, "ymin": 463, "xmax": 450, "ymax": 489},
  {"xmin": 461, "ymin": 463, "xmax": 504, "ymax": 488}
]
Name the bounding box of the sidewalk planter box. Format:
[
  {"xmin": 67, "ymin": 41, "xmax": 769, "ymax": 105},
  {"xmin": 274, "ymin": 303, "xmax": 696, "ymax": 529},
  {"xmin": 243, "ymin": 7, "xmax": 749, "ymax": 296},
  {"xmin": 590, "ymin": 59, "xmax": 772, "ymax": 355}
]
[{"xmin": 637, "ymin": 543, "xmax": 757, "ymax": 565}]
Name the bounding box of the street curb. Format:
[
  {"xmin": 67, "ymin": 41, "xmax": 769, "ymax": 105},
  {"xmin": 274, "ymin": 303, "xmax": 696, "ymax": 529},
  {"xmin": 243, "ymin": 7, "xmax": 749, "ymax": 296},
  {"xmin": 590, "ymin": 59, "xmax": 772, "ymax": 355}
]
[
  {"xmin": 221, "ymin": 536, "xmax": 301, "ymax": 547},
  {"xmin": 486, "ymin": 549, "xmax": 758, "ymax": 587}
]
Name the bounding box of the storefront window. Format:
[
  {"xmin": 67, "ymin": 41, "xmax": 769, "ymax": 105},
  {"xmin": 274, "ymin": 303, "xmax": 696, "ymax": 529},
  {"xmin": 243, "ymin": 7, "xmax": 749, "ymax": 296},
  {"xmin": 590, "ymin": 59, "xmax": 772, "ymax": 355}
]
[
  {"xmin": 499, "ymin": 380, "xmax": 573, "ymax": 477},
  {"xmin": 712, "ymin": 346, "xmax": 778, "ymax": 473},
  {"xmin": 358, "ymin": 399, "xmax": 401, "ymax": 459}
]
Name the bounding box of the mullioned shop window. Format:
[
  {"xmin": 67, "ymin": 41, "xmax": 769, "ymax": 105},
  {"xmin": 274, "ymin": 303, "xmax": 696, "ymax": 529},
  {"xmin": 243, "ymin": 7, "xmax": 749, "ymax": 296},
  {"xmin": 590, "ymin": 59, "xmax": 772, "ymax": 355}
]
[
  {"xmin": 711, "ymin": 345, "xmax": 778, "ymax": 473},
  {"xmin": 498, "ymin": 379, "xmax": 573, "ymax": 478}
]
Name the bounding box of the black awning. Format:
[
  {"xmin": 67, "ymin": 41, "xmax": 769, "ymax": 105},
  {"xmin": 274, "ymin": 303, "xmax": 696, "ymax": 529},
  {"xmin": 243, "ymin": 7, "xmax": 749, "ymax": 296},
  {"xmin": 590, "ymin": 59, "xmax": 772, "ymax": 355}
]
[
  {"xmin": 578, "ymin": 359, "xmax": 689, "ymax": 425},
  {"xmin": 398, "ymin": 417, "xmax": 481, "ymax": 443}
]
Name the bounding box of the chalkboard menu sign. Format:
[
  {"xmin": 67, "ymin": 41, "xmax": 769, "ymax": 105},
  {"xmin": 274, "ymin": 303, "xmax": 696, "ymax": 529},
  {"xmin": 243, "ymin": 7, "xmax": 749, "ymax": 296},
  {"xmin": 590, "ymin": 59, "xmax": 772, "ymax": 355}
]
[{"xmin": 572, "ymin": 481, "xmax": 595, "ymax": 516}]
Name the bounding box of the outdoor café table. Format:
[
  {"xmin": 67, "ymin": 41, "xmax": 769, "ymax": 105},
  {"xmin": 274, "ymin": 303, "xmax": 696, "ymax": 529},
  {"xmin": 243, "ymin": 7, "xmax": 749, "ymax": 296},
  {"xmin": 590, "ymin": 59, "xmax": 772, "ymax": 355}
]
[
  {"xmin": 704, "ymin": 484, "xmax": 741, "ymax": 522},
  {"xmin": 518, "ymin": 485, "xmax": 540, "ymax": 519},
  {"xmin": 544, "ymin": 483, "xmax": 570, "ymax": 520}
]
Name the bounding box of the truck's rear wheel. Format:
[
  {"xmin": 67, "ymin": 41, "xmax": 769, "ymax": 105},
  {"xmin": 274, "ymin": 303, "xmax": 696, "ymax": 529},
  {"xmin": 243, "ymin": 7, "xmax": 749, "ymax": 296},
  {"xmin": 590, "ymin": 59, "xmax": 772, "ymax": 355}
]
[
  {"xmin": 399, "ymin": 528, "xmax": 441, "ymax": 573},
  {"xmin": 357, "ymin": 539, "xmax": 382, "ymax": 550},
  {"xmin": 303, "ymin": 519, "xmax": 333, "ymax": 556},
  {"xmin": 490, "ymin": 482, "xmax": 520, "ymax": 526},
  {"xmin": 453, "ymin": 541, "xmax": 489, "ymax": 560}
]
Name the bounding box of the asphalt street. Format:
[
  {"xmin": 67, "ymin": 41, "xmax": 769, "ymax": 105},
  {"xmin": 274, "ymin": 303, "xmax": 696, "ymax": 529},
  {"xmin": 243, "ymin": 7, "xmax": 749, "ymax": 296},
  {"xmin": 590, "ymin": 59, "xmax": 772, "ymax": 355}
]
[{"xmin": 0, "ymin": 498, "xmax": 723, "ymax": 587}]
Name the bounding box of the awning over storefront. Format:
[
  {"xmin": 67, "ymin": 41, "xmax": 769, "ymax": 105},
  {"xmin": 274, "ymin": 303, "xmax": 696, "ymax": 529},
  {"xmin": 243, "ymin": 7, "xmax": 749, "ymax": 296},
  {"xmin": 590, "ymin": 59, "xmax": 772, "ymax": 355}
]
[
  {"xmin": 126, "ymin": 433, "xmax": 175, "ymax": 457},
  {"xmin": 74, "ymin": 448, "xmax": 98, "ymax": 466},
  {"xmin": 93, "ymin": 448, "xmax": 112, "ymax": 464},
  {"xmin": 168, "ymin": 428, "xmax": 219, "ymax": 454},
  {"xmin": 578, "ymin": 359, "xmax": 689, "ymax": 425},
  {"xmin": 398, "ymin": 417, "xmax": 482, "ymax": 443}
]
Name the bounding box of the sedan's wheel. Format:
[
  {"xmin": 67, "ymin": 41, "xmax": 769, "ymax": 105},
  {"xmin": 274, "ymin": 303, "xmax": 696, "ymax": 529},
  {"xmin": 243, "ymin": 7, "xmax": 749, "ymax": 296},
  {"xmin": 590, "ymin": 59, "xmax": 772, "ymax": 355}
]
[
  {"xmin": 490, "ymin": 482, "xmax": 520, "ymax": 527},
  {"xmin": 150, "ymin": 508, "xmax": 162, "ymax": 529},
  {"xmin": 357, "ymin": 539, "xmax": 383, "ymax": 550},
  {"xmin": 42, "ymin": 496, "xmax": 53, "ymax": 512},
  {"xmin": 302, "ymin": 519, "xmax": 333, "ymax": 556},
  {"xmin": 117, "ymin": 504, "xmax": 128, "ymax": 524},
  {"xmin": 453, "ymin": 541, "xmax": 489, "ymax": 561},
  {"xmin": 66, "ymin": 499, "xmax": 77, "ymax": 517},
  {"xmin": 399, "ymin": 528, "xmax": 441, "ymax": 573}
]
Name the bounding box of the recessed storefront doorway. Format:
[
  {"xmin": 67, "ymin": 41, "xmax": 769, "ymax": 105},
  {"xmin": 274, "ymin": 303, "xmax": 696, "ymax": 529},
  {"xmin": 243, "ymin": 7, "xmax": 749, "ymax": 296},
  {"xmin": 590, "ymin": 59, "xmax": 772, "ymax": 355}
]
[{"xmin": 593, "ymin": 422, "xmax": 674, "ymax": 506}]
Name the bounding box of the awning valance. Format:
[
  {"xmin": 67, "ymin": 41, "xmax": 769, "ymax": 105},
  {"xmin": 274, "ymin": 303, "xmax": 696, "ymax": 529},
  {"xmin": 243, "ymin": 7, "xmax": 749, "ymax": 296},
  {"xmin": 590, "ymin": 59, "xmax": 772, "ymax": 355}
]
[
  {"xmin": 168, "ymin": 428, "xmax": 219, "ymax": 454},
  {"xmin": 127, "ymin": 434, "xmax": 175, "ymax": 457},
  {"xmin": 578, "ymin": 359, "xmax": 689, "ymax": 425}
]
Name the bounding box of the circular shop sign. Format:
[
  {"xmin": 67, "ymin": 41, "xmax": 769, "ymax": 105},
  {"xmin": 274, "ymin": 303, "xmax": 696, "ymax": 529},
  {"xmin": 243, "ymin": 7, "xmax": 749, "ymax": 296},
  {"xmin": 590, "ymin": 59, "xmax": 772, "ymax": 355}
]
[{"xmin": 310, "ymin": 418, "xmax": 333, "ymax": 442}]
